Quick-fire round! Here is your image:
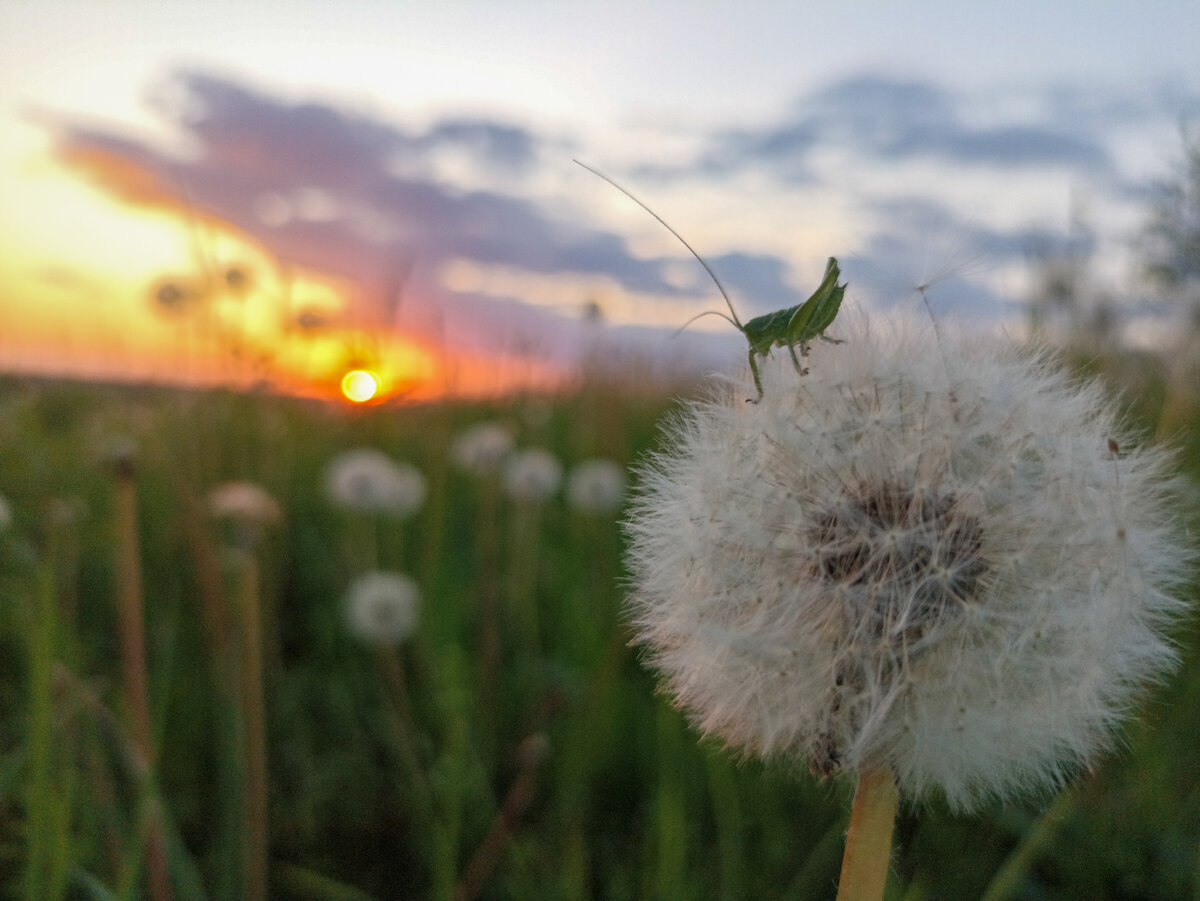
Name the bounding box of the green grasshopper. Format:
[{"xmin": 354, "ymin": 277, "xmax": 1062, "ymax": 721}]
[{"xmin": 575, "ymin": 161, "xmax": 846, "ymax": 403}]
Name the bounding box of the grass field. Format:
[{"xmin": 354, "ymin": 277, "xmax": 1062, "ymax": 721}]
[{"xmin": 0, "ymin": 346, "xmax": 1197, "ymax": 901}]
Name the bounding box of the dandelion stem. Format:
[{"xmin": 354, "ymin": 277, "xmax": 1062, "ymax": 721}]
[
  {"xmin": 113, "ymin": 470, "xmax": 173, "ymax": 901},
  {"xmin": 835, "ymin": 768, "xmax": 897, "ymax": 901},
  {"xmin": 236, "ymin": 553, "xmax": 269, "ymax": 901}
]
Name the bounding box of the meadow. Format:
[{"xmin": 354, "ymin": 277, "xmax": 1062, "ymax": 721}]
[{"xmin": 0, "ymin": 344, "xmax": 1197, "ymax": 901}]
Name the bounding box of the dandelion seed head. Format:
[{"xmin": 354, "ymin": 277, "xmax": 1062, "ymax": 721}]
[
  {"xmin": 567, "ymin": 458, "xmax": 627, "ymax": 514},
  {"xmin": 46, "ymin": 496, "xmax": 88, "ymax": 527},
  {"xmin": 208, "ymin": 481, "xmax": 283, "ymax": 526},
  {"xmin": 325, "ymin": 449, "xmax": 426, "ymax": 516},
  {"xmin": 344, "ymin": 571, "xmax": 421, "ymax": 644},
  {"xmin": 208, "ymin": 481, "xmax": 282, "ymax": 551},
  {"xmin": 451, "ymin": 422, "xmax": 515, "ymax": 475},
  {"xmin": 100, "ymin": 434, "xmax": 139, "ymax": 478},
  {"xmin": 624, "ymin": 316, "xmax": 1192, "ymax": 811},
  {"xmin": 504, "ymin": 448, "xmax": 563, "ymax": 503}
]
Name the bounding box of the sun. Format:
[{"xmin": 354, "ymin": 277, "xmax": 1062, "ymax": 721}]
[{"xmin": 341, "ymin": 369, "xmax": 380, "ymax": 403}]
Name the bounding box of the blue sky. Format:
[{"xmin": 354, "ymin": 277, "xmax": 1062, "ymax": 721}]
[{"xmin": 1, "ymin": 1, "xmax": 1198, "ymax": 388}]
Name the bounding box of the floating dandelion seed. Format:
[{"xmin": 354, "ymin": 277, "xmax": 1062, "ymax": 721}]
[
  {"xmin": 223, "ymin": 264, "xmax": 252, "ymax": 296},
  {"xmin": 567, "ymin": 459, "xmax": 627, "ymax": 514},
  {"xmin": 504, "ymin": 448, "xmax": 562, "ymax": 503},
  {"xmin": 325, "ymin": 449, "xmax": 427, "ymax": 516},
  {"xmin": 451, "ymin": 422, "xmax": 515, "ymax": 476},
  {"xmin": 625, "ymin": 316, "xmax": 1191, "ymax": 811},
  {"xmin": 344, "ymin": 571, "xmax": 421, "ymax": 644},
  {"xmin": 150, "ymin": 277, "xmax": 203, "ymax": 316},
  {"xmin": 295, "ymin": 309, "xmax": 329, "ymax": 331}
]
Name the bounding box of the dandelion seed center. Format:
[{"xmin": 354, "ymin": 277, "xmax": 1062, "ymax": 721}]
[{"xmin": 811, "ymin": 483, "xmax": 986, "ymax": 644}]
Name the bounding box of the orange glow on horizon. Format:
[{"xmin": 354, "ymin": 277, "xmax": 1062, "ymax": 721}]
[
  {"xmin": 341, "ymin": 369, "xmax": 379, "ymax": 403},
  {"xmin": 0, "ymin": 126, "xmax": 576, "ymax": 403}
]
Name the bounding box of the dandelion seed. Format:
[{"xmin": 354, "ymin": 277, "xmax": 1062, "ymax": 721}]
[
  {"xmin": 344, "ymin": 571, "xmax": 421, "ymax": 644},
  {"xmin": 566, "ymin": 458, "xmax": 627, "ymax": 514},
  {"xmin": 325, "ymin": 449, "xmax": 427, "ymax": 516},
  {"xmin": 451, "ymin": 422, "xmax": 515, "ymax": 476},
  {"xmin": 504, "ymin": 448, "xmax": 562, "ymax": 503},
  {"xmin": 150, "ymin": 277, "xmax": 203, "ymax": 316},
  {"xmin": 624, "ymin": 316, "xmax": 1192, "ymax": 811},
  {"xmin": 295, "ymin": 309, "xmax": 328, "ymax": 331}
]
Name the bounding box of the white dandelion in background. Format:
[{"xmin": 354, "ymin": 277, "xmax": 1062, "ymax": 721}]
[
  {"xmin": 344, "ymin": 571, "xmax": 421, "ymax": 644},
  {"xmin": 208, "ymin": 481, "xmax": 283, "ymax": 550},
  {"xmin": 325, "ymin": 449, "xmax": 427, "ymax": 516},
  {"xmin": 0, "ymin": 494, "xmax": 11, "ymax": 533},
  {"xmin": 46, "ymin": 496, "xmax": 88, "ymax": 527},
  {"xmin": 451, "ymin": 422, "xmax": 515, "ymax": 476},
  {"xmin": 566, "ymin": 458, "xmax": 627, "ymax": 514},
  {"xmin": 208, "ymin": 481, "xmax": 283, "ymax": 526},
  {"xmin": 625, "ymin": 315, "xmax": 1191, "ymax": 812},
  {"xmin": 99, "ymin": 434, "xmax": 140, "ymax": 477},
  {"xmin": 503, "ymin": 448, "xmax": 563, "ymax": 503}
]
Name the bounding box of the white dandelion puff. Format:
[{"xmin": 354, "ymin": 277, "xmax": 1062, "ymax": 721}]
[
  {"xmin": 451, "ymin": 422, "xmax": 515, "ymax": 475},
  {"xmin": 46, "ymin": 496, "xmax": 88, "ymax": 527},
  {"xmin": 624, "ymin": 315, "xmax": 1192, "ymax": 812},
  {"xmin": 325, "ymin": 449, "xmax": 427, "ymax": 516},
  {"xmin": 504, "ymin": 448, "xmax": 562, "ymax": 503},
  {"xmin": 344, "ymin": 571, "xmax": 421, "ymax": 644},
  {"xmin": 566, "ymin": 458, "xmax": 627, "ymax": 514},
  {"xmin": 208, "ymin": 481, "xmax": 283, "ymax": 526},
  {"xmin": 208, "ymin": 481, "xmax": 282, "ymax": 551},
  {"xmin": 100, "ymin": 434, "xmax": 140, "ymax": 477}
]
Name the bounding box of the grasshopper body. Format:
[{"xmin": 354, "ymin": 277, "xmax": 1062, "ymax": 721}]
[
  {"xmin": 576, "ymin": 160, "xmax": 847, "ymax": 402},
  {"xmin": 739, "ymin": 255, "xmax": 845, "ymax": 402}
]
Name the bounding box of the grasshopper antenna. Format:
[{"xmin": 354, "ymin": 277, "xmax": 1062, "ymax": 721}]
[
  {"xmin": 573, "ymin": 159, "xmax": 743, "ymax": 329},
  {"xmin": 671, "ymin": 309, "xmax": 741, "ymax": 339}
]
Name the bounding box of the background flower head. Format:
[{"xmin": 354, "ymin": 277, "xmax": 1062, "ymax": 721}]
[
  {"xmin": 624, "ymin": 317, "xmax": 1192, "ymax": 811},
  {"xmin": 451, "ymin": 422, "xmax": 515, "ymax": 476},
  {"xmin": 325, "ymin": 448, "xmax": 427, "ymax": 516},
  {"xmin": 503, "ymin": 448, "xmax": 562, "ymax": 503},
  {"xmin": 208, "ymin": 481, "xmax": 283, "ymax": 550},
  {"xmin": 567, "ymin": 458, "xmax": 627, "ymax": 514},
  {"xmin": 344, "ymin": 570, "xmax": 421, "ymax": 644},
  {"xmin": 208, "ymin": 481, "xmax": 282, "ymax": 526}
]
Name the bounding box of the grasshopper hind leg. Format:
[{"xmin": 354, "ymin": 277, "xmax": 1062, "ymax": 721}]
[{"xmin": 747, "ymin": 350, "xmax": 764, "ymax": 404}]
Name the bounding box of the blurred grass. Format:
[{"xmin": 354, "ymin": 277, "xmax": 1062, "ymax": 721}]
[{"xmin": 0, "ymin": 350, "xmax": 1195, "ymax": 901}]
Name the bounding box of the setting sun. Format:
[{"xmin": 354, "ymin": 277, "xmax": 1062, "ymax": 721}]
[{"xmin": 341, "ymin": 369, "xmax": 379, "ymax": 403}]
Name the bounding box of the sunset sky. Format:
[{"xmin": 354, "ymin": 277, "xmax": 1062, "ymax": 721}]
[{"xmin": 2, "ymin": 1, "xmax": 1198, "ymax": 400}]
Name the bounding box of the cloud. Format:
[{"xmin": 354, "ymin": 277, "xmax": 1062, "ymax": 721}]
[
  {"xmin": 46, "ymin": 69, "xmax": 738, "ymax": 363},
  {"xmin": 697, "ymin": 74, "xmax": 1113, "ymax": 172}
]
